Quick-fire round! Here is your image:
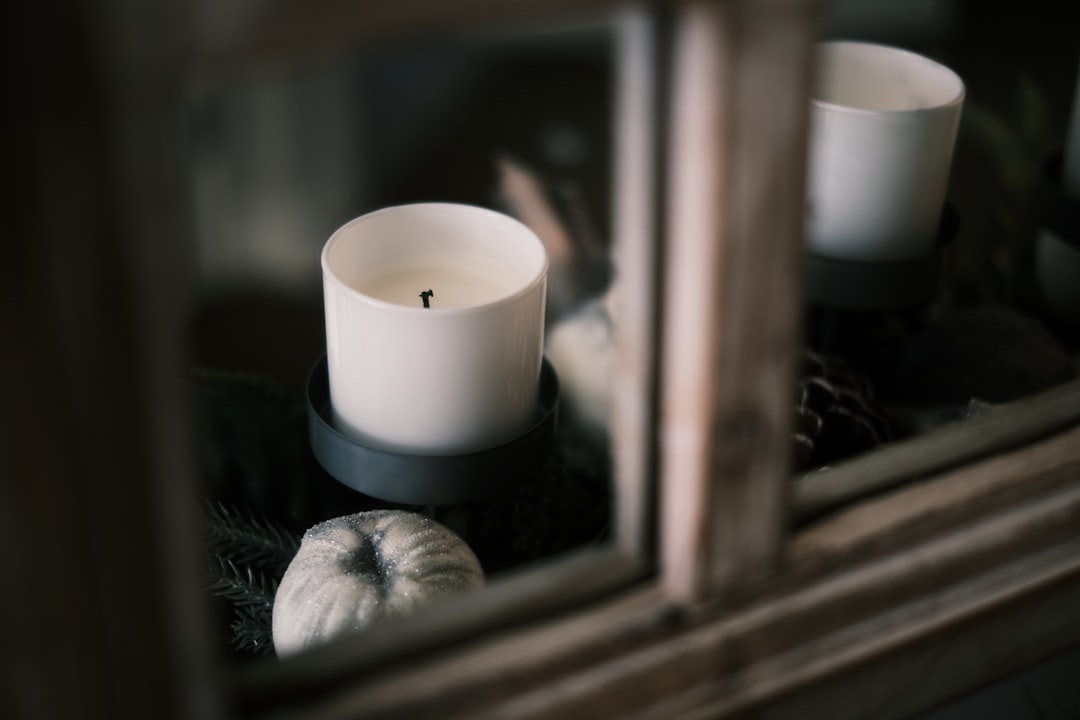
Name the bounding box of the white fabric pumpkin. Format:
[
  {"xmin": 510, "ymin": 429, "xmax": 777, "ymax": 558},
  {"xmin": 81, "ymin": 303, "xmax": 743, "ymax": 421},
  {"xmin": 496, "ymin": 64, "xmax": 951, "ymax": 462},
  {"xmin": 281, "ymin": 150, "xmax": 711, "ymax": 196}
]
[{"xmin": 272, "ymin": 509, "xmax": 484, "ymax": 657}]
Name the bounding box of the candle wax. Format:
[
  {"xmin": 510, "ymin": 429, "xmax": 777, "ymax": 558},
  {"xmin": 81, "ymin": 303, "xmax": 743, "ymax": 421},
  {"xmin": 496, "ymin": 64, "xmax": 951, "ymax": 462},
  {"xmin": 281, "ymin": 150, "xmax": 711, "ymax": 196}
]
[{"xmin": 356, "ymin": 256, "xmax": 524, "ymax": 309}]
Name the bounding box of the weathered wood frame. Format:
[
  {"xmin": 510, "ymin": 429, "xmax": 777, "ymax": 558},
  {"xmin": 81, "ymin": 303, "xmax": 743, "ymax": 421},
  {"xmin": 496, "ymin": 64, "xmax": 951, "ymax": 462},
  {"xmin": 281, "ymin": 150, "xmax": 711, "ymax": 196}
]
[{"xmin": 8, "ymin": 1, "xmax": 1080, "ymax": 719}]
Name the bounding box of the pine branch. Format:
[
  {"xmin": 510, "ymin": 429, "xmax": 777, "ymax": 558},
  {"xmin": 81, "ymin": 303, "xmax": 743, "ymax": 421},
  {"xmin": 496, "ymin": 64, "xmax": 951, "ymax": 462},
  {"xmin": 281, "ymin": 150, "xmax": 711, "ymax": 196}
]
[
  {"xmin": 231, "ymin": 602, "xmax": 276, "ymax": 656},
  {"xmin": 208, "ymin": 556, "xmax": 278, "ymax": 607},
  {"xmin": 203, "ymin": 500, "xmax": 300, "ymax": 573},
  {"xmin": 207, "ymin": 556, "xmax": 278, "ymax": 655}
]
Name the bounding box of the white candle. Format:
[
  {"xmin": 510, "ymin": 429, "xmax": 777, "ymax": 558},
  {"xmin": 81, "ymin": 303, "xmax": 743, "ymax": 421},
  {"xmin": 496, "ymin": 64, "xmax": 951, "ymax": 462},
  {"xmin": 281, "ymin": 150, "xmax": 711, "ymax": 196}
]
[
  {"xmin": 322, "ymin": 203, "xmax": 548, "ymax": 455},
  {"xmin": 806, "ymin": 41, "xmax": 965, "ymax": 261}
]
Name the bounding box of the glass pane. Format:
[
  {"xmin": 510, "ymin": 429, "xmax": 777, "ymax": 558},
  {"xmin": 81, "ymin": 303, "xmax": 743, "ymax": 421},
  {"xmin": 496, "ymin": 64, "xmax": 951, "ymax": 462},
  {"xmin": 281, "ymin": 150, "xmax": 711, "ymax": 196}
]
[
  {"xmin": 791, "ymin": 4, "xmax": 1080, "ymax": 526},
  {"xmin": 185, "ymin": 24, "xmax": 624, "ymax": 661}
]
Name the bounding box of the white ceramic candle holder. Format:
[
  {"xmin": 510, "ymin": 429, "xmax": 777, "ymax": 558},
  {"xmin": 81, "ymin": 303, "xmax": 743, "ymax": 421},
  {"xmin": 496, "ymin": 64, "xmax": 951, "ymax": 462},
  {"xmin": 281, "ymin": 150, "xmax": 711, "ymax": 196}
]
[
  {"xmin": 322, "ymin": 203, "xmax": 548, "ymax": 455},
  {"xmin": 806, "ymin": 41, "xmax": 965, "ymax": 262}
]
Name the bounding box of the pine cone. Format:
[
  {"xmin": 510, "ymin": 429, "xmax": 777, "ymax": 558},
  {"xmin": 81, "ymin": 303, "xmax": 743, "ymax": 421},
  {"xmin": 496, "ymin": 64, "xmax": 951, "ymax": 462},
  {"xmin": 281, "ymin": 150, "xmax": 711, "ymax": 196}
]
[{"xmin": 792, "ymin": 350, "xmax": 891, "ymax": 472}]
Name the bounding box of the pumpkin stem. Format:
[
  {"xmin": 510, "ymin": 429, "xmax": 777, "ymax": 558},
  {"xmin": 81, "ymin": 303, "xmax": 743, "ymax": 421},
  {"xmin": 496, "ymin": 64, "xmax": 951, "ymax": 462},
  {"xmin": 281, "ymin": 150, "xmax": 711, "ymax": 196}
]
[{"xmin": 342, "ymin": 535, "xmax": 388, "ymax": 589}]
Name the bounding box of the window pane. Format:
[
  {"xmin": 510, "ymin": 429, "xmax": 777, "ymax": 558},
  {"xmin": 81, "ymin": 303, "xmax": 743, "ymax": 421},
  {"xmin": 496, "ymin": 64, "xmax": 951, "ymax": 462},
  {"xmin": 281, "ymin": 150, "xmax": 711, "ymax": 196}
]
[{"xmin": 186, "ymin": 22, "xmax": 631, "ymax": 662}]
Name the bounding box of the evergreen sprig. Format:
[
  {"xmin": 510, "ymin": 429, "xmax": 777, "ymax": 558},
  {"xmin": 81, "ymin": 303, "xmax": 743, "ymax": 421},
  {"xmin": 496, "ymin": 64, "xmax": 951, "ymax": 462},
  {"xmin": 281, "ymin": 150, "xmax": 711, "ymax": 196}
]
[
  {"xmin": 231, "ymin": 602, "xmax": 276, "ymax": 655},
  {"xmin": 203, "ymin": 502, "xmax": 301, "ymax": 655},
  {"xmin": 208, "ymin": 556, "xmax": 279, "ymax": 608},
  {"xmin": 203, "ymin": 500, "xmax": 300, "ymax": 573},
  {"xmin": 207, "ymin": 555, "xmax": 279, "ymax": 655}
]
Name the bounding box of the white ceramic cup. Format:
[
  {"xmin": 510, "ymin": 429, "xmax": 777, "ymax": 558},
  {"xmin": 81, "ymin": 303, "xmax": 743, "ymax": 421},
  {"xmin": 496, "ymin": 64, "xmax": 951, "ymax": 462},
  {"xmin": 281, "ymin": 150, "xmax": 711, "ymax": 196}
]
[
  {"xmin": 806, "ymin": 41, "xmax": 965, "ymax": 261},
  {"xmin": 322, "ymin": 203, "xmax": 548, "ymax": 454}
]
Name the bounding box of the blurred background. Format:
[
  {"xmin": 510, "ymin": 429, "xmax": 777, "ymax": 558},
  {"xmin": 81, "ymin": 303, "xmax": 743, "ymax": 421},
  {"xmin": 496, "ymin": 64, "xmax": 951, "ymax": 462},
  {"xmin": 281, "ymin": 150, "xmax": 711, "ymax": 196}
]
[
  {"xmin": 186, "ymin": 0, "xmax": 1080, "ymax": 395},
  {"xmin": 187, "ymin": 18, "xmax": 615, "ymax": 392}
]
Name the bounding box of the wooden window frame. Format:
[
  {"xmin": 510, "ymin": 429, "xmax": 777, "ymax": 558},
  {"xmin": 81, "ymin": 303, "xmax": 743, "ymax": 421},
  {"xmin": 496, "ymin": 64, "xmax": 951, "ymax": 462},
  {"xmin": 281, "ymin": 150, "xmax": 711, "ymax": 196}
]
[{"xmin": 9, "ymin": 1, "xmax": 1080, "ymax": 718}]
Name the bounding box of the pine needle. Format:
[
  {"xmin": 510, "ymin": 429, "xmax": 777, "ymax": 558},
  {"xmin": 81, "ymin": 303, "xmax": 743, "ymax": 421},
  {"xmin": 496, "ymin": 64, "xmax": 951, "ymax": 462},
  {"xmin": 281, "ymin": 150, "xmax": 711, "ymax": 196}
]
[
  {"xmin": 203, "ymin": 502, "xmax": 301, "ymax": 655},
  {"xmin": 231, "ymin": 602, "xmax": 276, "ymax": 655},
  {"xmin": 203, "ymin": 500, "xmax": 300, "ymax": 573},
  {"xmin": 208, "ymin": 556, "xmax": 278, "ymax": 607},
  {"xmin": 207, "ymin": 556, "xmax": 279, "ymax": 655}
]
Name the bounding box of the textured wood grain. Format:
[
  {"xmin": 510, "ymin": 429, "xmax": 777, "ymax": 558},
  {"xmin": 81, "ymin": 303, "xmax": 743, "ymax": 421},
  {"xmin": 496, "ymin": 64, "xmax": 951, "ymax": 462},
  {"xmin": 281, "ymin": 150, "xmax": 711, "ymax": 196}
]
[
  {"xmin": 233, "ymin": 545, "xmax": 647, "ymax": 712},
  {"xmin": 794, "ymin": 377, "xmax": 1080, "ymax": 520},
  {"xmin": 791, "ymin": 421, "xmax": 1080, "ymax": 562},
  {"xmin": 659, "ymin": 0, "xmax": 819, "ymax": 602},
  {"xmin": 239, "ymin": 433, "xmax": 1080, "ymax": 719}
]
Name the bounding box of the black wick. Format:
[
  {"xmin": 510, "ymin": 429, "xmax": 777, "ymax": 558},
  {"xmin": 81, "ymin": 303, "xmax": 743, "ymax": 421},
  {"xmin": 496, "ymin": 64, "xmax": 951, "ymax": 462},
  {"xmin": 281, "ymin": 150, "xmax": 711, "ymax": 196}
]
[{"xmin": 419, "ymin": 289, "xmax": 434, "ymax": 308}]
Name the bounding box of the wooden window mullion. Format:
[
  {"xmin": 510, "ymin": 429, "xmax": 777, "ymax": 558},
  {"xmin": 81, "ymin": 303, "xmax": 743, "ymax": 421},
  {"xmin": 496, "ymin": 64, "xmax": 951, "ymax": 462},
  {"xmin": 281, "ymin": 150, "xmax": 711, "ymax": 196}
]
[{"xmin": 660, "ymin": 0, "xmax": 820, "ymax": 602}]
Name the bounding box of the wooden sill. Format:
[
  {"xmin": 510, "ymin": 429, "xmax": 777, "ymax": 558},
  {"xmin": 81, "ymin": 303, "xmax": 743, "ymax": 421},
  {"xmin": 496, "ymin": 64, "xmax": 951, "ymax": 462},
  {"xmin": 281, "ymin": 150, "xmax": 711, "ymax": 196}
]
[
  {"xmin": 791, "ymin": 418, "xmax": 1080, "ymax": 565},
  {"xmin": 232, "ymin": 544, "xmax": 650, "ymax": 715},
  {"xmin": 236, "ymin": 398, "xmax": 1080, "ymax": 718},
  {"xmin": 794, "ymin": 377, "xmax": 1080, "ymax": 522}
]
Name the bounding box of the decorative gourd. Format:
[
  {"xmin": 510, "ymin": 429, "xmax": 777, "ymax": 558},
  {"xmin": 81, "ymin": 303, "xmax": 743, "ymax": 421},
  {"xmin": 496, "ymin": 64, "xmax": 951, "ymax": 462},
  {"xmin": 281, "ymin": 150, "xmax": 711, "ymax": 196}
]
[{"xmin": 271, "ymin": 509, "xmax": 484, "ymax": 657}]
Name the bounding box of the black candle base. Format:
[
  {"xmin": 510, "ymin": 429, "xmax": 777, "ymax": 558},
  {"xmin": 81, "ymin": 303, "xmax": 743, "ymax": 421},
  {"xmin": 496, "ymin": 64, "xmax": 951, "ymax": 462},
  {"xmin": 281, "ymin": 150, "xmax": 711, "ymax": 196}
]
[
  {"xmin": 306, "ymin": 356, "xmax": 559, "ymax": 506},
  {"xmin": 804, "ymin": 205, "xmax": 959, "ymax": 311}
]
